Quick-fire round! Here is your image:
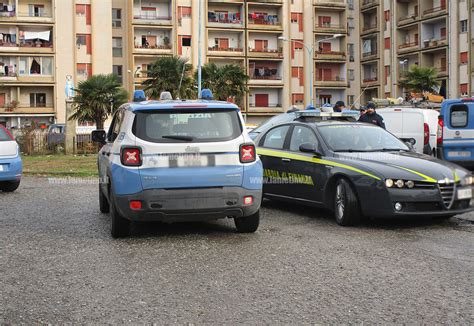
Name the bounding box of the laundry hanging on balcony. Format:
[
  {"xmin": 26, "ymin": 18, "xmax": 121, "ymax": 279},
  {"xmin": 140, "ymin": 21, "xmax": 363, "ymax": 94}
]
[
  {"xmin": 23, "ymin": 31, "xmax": 50, "ymax": 41},
  {"xmin": 363, "ymin": 39, "xmax": 371, "ymax": 54}
]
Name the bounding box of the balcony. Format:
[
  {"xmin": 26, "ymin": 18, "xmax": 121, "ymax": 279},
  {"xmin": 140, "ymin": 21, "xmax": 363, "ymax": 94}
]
[
  {"xmin": 313, "ymin": 0, "xmax": 346, "ymax": 10},
  {"xmin": 247, "ymin": 14, "xmax": 281, "ymax": 30},
  {"xmin": 0, "ymin": 3, "xmax": 16, "ymax": 20},
  {"xmin": 423, "ymin": 5, "xmax": 447, "ymax": 19},
  {"xmin": 17, "ymin": 0, "xmax": 53, "ymax": 22},
  {"xmin": 436, "ymin": 65, "xmax": 447, "ymax": 77},
  {"xmin": 207, "ymin": 5, "xmax": 243, "ymax": 28},
  {"xmin": 315, "ymin": 50, "xmax": 346, "ymax": 61},
  {"xmin": 398, "ymin": 41, "xmax": 419, "ymax": 53},
  {"xmin": 208, "ymin": 46, "xmax": 243, "ymax": 55},
  {"xmin": 248, "ymin": 47, "xmax": 283, "ymax": 58},
  {"xmin": 422, "ymin": 37, "xmax": 447, "ymax": 50},
  {"xmin": 18, "ymin": 29, "xmax": 53, "ymax": 53},
  {"xmin": 315, "ymin": 76, "xmax": 347, "ymax": 87},
  {"xmin": 314, "ymin": 23, "xmax": 346, "ymax": 34},
  {"xmin": 398, "ymin": 14, "xmax": 418, "ymax": 26},
  {"xmin": 133, "ymin": 28, "xmax": 172, "ymax": 54},
  {"xmin": 362, "ymin": 77, "xmax": 379, "ymax": 86},
  {"xmin": 362, "ymin": 49, "xmax": 378, "ymax": 60},
  {"xmin": 249, "ymin": 61, "xmax": 282, "ymax": 85},
  {"xmin": 133, "ymin": 0, "xmax": 172, "ymax": 25},
  {"xmin": 361, "ymin": 0, "xmax": 379, "ymax": 11},
  {"xmin": 0, "ymin": 105, "xmax": 54, "ymax": 114},
  {"xmin": 362, "ymin": 22, "xmax": 378, "ymax": 34}
]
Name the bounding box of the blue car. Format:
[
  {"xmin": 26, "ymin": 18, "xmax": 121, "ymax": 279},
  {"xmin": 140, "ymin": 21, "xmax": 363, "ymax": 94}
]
[
  {"xmin": 0, "ymin": 125, "xmax": 22, "ymax": 192},
  {"xmin": 436, "ymin": 98, "xmax": 474, "ymax": 168},
  {"xmin": 91, "ymin": 92, "xmax": 263, "ymax": 238}
]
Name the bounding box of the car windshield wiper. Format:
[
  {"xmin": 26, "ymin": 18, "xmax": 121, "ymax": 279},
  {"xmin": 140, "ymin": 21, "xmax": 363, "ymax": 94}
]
[
  {"xmin": 162, "ymin": 135, "xmax": 195, "ymax": 141},
  {"xmin": 333, "ymin": 149, "xmax": 372, "ymax": 153},
  {"xmin": 377, "ymin": 148, "xmax": 409, "ymax": 152}
]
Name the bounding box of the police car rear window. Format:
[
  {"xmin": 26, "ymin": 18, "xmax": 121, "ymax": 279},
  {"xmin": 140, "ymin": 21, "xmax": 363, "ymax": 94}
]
[
  {"xmin": 450, "ymin": 105, "xmax": 468, "ymax": 128},
  {"xmin": 133, "ymin": 110, "xmax": 242, "ymax": 143},
  {"xmin": 0, "ymin": 127, "xmax": 11, "ymax": 141}
]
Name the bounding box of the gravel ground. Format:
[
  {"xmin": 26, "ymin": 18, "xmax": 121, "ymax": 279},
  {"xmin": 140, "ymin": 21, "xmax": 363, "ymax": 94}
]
[{"xmin": 1, "ymin": 177, "xmax": 473, "ymax": 324}]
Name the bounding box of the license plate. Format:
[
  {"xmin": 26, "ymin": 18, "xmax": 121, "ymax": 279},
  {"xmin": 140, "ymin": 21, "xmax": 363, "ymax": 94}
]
[
  {"xmin": 448, "ymin": 151, "xmax": 471, "ymax": 157},
  {"xmin": 457, "ymin": 188, "xmax": 472, "ymax": 200},
  {"xmin": 180, "ymin": 154, "xmax": 207, "ymax": 167}
]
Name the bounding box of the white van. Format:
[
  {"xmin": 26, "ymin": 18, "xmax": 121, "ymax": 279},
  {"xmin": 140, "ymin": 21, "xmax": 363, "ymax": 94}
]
[{"xmin": 377, "ymin": 107, "xmax": 439, "ymax": 155}]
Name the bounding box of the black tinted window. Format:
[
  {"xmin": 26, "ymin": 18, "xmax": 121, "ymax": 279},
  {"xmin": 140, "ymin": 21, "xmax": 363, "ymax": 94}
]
[
  {"xmin": 450, "ymin": 105, "xmax": 468, "ymax": 128},
  {"xmin": 290, "ymin": 126, "xmax": 318, "ymax": 152},
  {"xmin": 133, "ymin": 110, "xmax": 242, "ymax": 143},
  {"xmin": 0, "ymin": 127, "xmax": 11, "ymax": 141},
  {"xmin": 262, "ymin": 125, "xmax": 290, "ymax": 149}
]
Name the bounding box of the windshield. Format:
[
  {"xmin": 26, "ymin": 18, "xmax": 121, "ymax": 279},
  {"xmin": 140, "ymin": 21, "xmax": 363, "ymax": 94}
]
[
  {"xmin": 318, "ymin": 124, "xmax": 409, "ymax": 152},
  {"xmin": 251, "ymin": 112, "xmax": 298, "ymax": 134},
  {"xmin": 0, "ymin": 127, "xmax": 12, "ymax": 141},
  {"xmin": 133, "ymin": 110, "xmax": 242, "ymax": 143}
]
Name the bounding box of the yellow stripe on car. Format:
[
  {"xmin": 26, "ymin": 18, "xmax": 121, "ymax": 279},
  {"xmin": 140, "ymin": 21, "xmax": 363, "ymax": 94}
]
[
  {"xmin": 257, "ymin": 148, "xmax": 381, "ymax": 181},
  {"xmin": 389, "ymin": 165, "xmax": 438, "ymax": 183}
]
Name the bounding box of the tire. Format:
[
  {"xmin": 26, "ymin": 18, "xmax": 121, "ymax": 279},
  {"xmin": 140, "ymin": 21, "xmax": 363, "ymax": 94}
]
[
  {"xmin": 110, "ymin": 193, "xmax": 130, "ymax": 238},
  {"xmin": 334, "ymin": 178, "xmax": 361, "ymax": 226},
  {"xmin": 234, "ymin": 210, "xmax": 260, "ymax": 233},
  {"xmin": 0, "ymin": 180, "xmax": 20, "ymax": 192},
  {"xmin": 99, "ymin": 184, "xmax": 109, "ymax": 214}
]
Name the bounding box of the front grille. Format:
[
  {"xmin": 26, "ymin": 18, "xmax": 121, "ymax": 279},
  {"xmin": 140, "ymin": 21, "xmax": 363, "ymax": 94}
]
[{"xmin": 438, "ymin": 183, "xmax": 456, "ymax": 209}]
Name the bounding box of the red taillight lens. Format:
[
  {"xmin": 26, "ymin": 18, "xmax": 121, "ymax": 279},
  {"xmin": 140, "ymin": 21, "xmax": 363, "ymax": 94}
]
[
  {"xmin": 243, "ymin": 196, "xmax": 253, "ymax": 206},
  {"xmin": 240, "ymin": 144, "xmax": 256, "ymax": 163},
  {"xmin": 121, "ymin": 147, "xmax": 142, "ymax": 166},
  {"xmin": 437, "ymin": 117, "xmax": 444, "ymax": 145},
  {"xmin": 424, "ymin": 123, "xmax": 429, "ymax": 145},
  {"xmin": 1, "ymin": 126, "xmax": 14, "ymax": 140},
  {"xmin": 129, "ymin": 200, "xmax": 142, "ymax": 211}
]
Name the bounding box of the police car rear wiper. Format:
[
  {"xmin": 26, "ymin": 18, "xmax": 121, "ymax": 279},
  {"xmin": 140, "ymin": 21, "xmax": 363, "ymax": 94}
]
[{"xmin": 162, "ymin": 135, "xmax": 195, "ymax": 141}]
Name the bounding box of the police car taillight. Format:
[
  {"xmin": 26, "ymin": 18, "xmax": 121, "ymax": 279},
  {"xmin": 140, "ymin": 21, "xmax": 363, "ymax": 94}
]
[
  {"xmin": 424, "ymin": 123, "xmax": 429, "ymax": 146},
  {"xmin": 121, "ymin": 147, "xmax": 142, "ymax": 166},
  {"xmin": 437, "ymin": 116, "xmax": 444, "ymax": 145},
  {"xmin": 240, "ymin": 144, "xmax": 256, "ymax": 163}
]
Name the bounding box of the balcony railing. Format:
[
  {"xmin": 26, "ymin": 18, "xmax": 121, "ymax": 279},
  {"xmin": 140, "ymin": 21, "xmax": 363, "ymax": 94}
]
[
  {"xmin": 208, "ymin": 46, "xmax": 243, "ymax": 52},
  {"xmin": 134, "ymin": 44, "xmax": 172, "ymax": 50},
  {"xmin": 249, "ymin": 47, "xmax": 283, "ymax": 54},
  {"xmin": 398, "ymin": 41, "xmax": 419, "ymax": 49},
  {"xmin": 316, "ymin": 76, "xmax": 346, "ymax": 82},
  {"xmin": 422, "ymin": 37, "xmax": 447, "ymax": 49},
  {"xmin": 362, "ymin": 50, "xmax": 377, "ymax": 57},
  {"xmin": 362, "ymin": 0, "xmax": 378, "ymax": 7},
  {"xmin": 208, "ymin": 17, "xmax": 241, "ymax": 25},
  {"xmin": 315, "ymin": 50, "xmax": 346, "ymax": 56},
  {"xmin": 363, "ymin": 77, "xmax": 378, "ymax": 83},
  {"xmin": 0, "ymin": 71, "xmax": 17, "ymax": 77},
  {"xmin": 315, "ymin": 23, "xmax": 345, "ymax": 30},
  {"xmin": 423, "ymin": 5, "xmax": 446, "ymax": 15},
  {"xmin": 19, "ymin": 41, "xmax": 53, "ymax": 48},
  {"xmin": 133, "ymin": 14, "xmax": 171, "ymax": 21},
  {"xmin": 398, "ymin": 14, "xmax": 418, "ymax": 23},
  {"xmin": 251, "ymin": 75, "xmax": 282, "ymax": 80},
  {"xmin": 362, "ymin": 23, "xmax": 378, "ymax": 31},
  {"xmin": 0, "ymin": 41, "xmax": 18, "ymax": 47},
  {"xmin": 248, "ymin": 15, "xmax": 280, "ymax": 26},
  {"xmin": 249, "ymin": 102, "xmax": 282, "ymax": 108},
  {"xmin": 17, "ymin": 11, "xmax": 52, "ymax": 18},
  {"xmin": 314, "ymin": 0, "xmax": 346, "ymax": 6},
  {"xmin": 0, "ymin": 7, "xmax": 15, "ymax": 17}
]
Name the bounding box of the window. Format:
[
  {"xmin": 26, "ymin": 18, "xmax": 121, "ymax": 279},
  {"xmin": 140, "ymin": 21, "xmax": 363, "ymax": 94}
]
[
  {"xmin": 348, "ymin": 43, "xmax": 354, "ymax": 61},
  {"xmin": 262, "ymin": 125, "xmax": 290, "ymax": 149},
  {"xmin": 347, "ymin": 17, "xmax": 354, "ymax": 29},
  {"xmin": 182, "ymin": 36, "xmax": 191, "ymax": 47},
  {"xmin": 290, "ymin": 126, "xmax": 318, "ymax": 152},
  {"xmin": 348, "ymin": 0, "xmax": 354, "ymax": 10},
  {"xmin": 319, "ymin": 95, "xmax": 331, "ymax": 105},
  {"xmin": 18, "ymin": 57, "xmax": 53, "ymax": 76},
  {"xmin": 460, "ymin": 84, "xmax": 468, "ymax": 96},
  {"xmin": 133, "ymin": 111, "xmax": 242, "ymax": 143},
  {"xmin": 348, "ymin": 69, "xmax": 355, "ymax": 81},
  {"xmin": 113, "ymin": 65, "xmax": 123, "ymax": 84},
  {"xmin": 292, "ymin": 94, "xmax": 304, "ymax": 105},
  {"xmin": 76, "ymin": 4, "xmax": 91, "ymax": 25},
  {"xmin": 30, "ymin": 93, "xmax": 46, "ymax": 107},
  {"xmin": 29, "ymin": 4, "xmax": 45, "ymax": 17},
  {"xmin": 384, "ymin": 37, "xmax": 391, "ymax": 49},
  {"xmin": 450, "ymin": 105, "xmax": 468, "ymax": 128},
  {"xmin": 347, "ymin": 95, "xmax": 355, "ymax": 106},
  {"xmin": 460, "ymin": 52, "xmax": 468, "ymax": 64},
  {"xmin": 112, "ymin": 37, "xmax": 122, "ymax": 57},
  {"xmin": 77, "ymin": 63, "xmax": 92, "ymax": 78},
  {"xmin": 112, "ymin": 8, "xmax": 122, "ymax": 28},
  {"xmin": 76, "ymin": 34, "xmax": 92, "ymax": 54},
  {"xmin": 461, "ymin": 20, "xmax": 468, "ymax": 33},
  {"xmin": 384, "ymin": 10, "xmax": 390, "ymax": 22}
]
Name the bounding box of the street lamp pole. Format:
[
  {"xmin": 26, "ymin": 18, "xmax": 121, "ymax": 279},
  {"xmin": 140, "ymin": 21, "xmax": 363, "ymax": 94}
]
[{"xmin": 279, "ymin": 34, "xmax": 343, "ymax": 108}]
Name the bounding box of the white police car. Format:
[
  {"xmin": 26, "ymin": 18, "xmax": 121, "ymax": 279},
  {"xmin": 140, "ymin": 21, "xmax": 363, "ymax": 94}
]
[{"xmin": 92, "ymin": 90, "xmax": 262, "ymax": 238}]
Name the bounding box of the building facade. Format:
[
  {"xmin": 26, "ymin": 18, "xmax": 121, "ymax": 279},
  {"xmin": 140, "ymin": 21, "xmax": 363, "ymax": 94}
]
[{"xmin": 0, "ymin": 0, "xmax": 472, "ymax": 127}]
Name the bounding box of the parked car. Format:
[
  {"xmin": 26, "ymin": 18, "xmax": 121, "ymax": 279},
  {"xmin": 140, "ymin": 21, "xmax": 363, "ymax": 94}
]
[
  {"xmin": 436, "ymin": 98, "xmax": 474, "ymax": 168},
  {"xmin": 255, "ymin": 111, "xmax": 473, "ymax": 225},
  {"xmin": 0, "ymin": 125, "xmax": 22, "ymax": 192},
  {"xmin": 92, "ymin": 92, "xmax": 263, "ymax": 238},
  {"xmin": 377, "ymin": 107, "xmax": 439, "ymax": 155}
]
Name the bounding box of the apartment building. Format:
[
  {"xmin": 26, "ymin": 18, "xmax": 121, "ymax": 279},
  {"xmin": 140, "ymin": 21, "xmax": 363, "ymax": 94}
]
[{"xmin": 0, "ymin": 0, "xmax": 472, "ymax": 127}]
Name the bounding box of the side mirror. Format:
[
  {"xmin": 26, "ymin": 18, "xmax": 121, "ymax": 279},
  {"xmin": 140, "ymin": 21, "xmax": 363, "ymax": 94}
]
[
  {"xmin": 299, "ymin": 142, "xmax": 322, "ymax": 158},
  {"xmin": 92, "ymin": 130, "xmax": 107, "ymax": 144}
]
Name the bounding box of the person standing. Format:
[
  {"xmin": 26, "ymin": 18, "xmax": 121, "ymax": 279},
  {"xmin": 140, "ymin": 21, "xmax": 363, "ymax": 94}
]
[
  {"xmin": 358, "ymin": 102, "xmax": 385, "ymax": 129},
  {"xmin": 333, "ymin": 101, "xmax": 346, "ymax": 112}
]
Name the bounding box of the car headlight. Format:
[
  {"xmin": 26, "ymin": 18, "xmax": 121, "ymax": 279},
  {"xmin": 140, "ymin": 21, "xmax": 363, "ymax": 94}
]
[
  {"xmin": 385, "ymin": 179, "xmax": 417, "ymax": 189},
  {"xmin": 461, "ymin": 176, "xmax": 473, "ymax": 186}
]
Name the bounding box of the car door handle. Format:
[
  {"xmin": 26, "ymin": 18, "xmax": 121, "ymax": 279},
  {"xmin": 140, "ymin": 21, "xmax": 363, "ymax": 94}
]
[{"xmin": 281, "ymin": 158, "xmax": 291, "ymax": 162}]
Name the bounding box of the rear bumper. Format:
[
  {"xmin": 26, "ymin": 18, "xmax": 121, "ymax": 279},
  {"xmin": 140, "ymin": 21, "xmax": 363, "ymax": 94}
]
[
  {"xmin": 0, "ymin": 156, "xmax": 22, "ymax": 182},
  {"xmin": 114, "ymin": 187, "xmax": 262, "ymax": 222},
  {"xmin": 436, "ymin": 146, "xmax": 474, "ymax": 168}
]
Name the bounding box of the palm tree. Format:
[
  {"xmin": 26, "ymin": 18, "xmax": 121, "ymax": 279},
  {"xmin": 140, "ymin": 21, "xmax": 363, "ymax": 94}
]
[
  {"xmin": 69, "ymin": 74, "xmax": 128, "ymax": 130},
  {"xmin": 198, "ymin": 63, "xmax": 249, "ymax": 106},
  {"xmin": 399, "ymin": 65, "xmax": 440, "ymax": 94},
  {"xmin": 142, "ymin": 56, "xmax": 195, "ymax": 100}
]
